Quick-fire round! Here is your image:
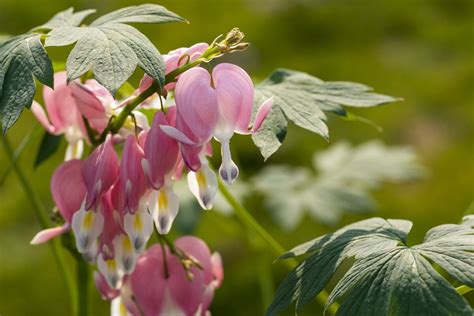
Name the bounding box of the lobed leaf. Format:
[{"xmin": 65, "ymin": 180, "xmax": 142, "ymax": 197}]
[
  {"xmin": 252, "ymin": 69, "xmax": 401, "ymax": 159},
  {"xmin": 267, "ymin": 216, "xmax": 474, "ymax": 316},
  {"xmin": 45, "ymin": 4, "xmax": 186, "ymax": 95},
  {"xmin": 0, "ymin": 34, "xmax": 53, "ymax": 133},
  {"xmin": 34, "ymin": 7, "xmax": 96, "ymax": 30},
  {"xmin": 90, "ymin": 3, "xmax": 186, "ymax": 25}
]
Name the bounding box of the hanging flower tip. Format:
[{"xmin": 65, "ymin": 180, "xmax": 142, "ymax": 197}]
[
  {"xmin": 188, "ymin": 163, "xmax": 218, "ymax": 210},
  {"xmin": 219, "ymin": 141, "xmax": 239, "ymax": 185},
  {"xmin": 251, "ymin": 97, "xmax": 274, "ymax": 133},
  {"xmin": 149, "ymin": 186, "xmax": 179, "ymax": 234}
]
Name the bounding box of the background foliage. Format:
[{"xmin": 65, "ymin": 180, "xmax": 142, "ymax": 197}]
[{"xmin": 0, "ymin": 0, "xmax": 472, "ymax": 315}]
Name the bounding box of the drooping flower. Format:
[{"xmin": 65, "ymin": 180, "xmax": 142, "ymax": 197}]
[
  {"xmin": 69, "ymin": 79, "xmax": 114, "ymax": 133},
  {"xmin": 141, "ymin": 109, "xmax": 181, "ymax": 234},
  {"xmin": 81, "ymin": 134, "xmax": 120, "ymax": 210},
  {"xmin": 117, "ymin": 135, "xmax": 154, "ymax": 253},
  {"xmin": 69, "ymin": 79, "xmax": 150, "ymax": 138},
  {"xmin": 30, "ymin": 72, "xmax": 86, "ymax": 160},
  {"xmin": 30, "ymin": 159, "xmax": 86, "ymax": 244},
  {"xmin": 210, "ymin": 63, "xmax": 272, "ymax": 184},
  {"xmin": 161, "ymin": 64, "xmax": 272, "ymax": 209},
  {"xmin": 97, "ymin": 236, "xmax": 223, "ymax": 316},
  {"xmin": 71, "ymin": 134, "xmax": 119, "ymax": 254}
]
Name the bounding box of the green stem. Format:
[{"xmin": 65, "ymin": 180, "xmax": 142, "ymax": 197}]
[
  {"xmin": 1, "ymin": 136, "xmax": 77, "ymax": 313},
  {"xmin": 76, "ymin": 259, "xmax": 91, "ymax": 316},
  {"xmin": 218, "ymin": 179, "xmax": 339, "ymax": 315},
  {"xmin": 258, "ymin": 251, "xmax": 275, "ymax": 313},
  {"xmin": 164, "ymin": 46, "xmax": 220, "ymax": 84},
  {"xmin": 106, "ymin": 46, "xmax": 222, "ymax": 138},
  {"xmin": 456, "ymin": 285, "xmax": 473, "ymax": 295},
  {"xmin": 109, "ymin": 82, "xmax": 159, "ymax": 135},
  {"xmin": 0, "ymin": 127, "xmax": 41, "ymax": 185}
]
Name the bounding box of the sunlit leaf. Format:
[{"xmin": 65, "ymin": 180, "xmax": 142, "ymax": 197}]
[
  {"xmin": 267, "ymin": 216, "xmax": 474, "ymax": 316},
  {"xmin": 253, "ymin": 141, "xmax": 425, "ymax": 229},
  {"xmin": 45, "ymin": 4, "xmax": 186, "ymax": 95},
  {"xmin": 252, "ymin": 69, "xmax": 401, "ymax": 159},
  {"xmin": 0, "ymin": 34, "xmax": 53, "ymax": 133},
  {"xmin": 34, "ymin": 7, "xmax": 96, "ymax": 30}
]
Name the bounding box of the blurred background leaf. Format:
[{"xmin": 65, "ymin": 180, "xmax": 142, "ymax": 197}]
[{"xmin": 252, "ymin": 141, "xmax": 426, "ymax": 230}]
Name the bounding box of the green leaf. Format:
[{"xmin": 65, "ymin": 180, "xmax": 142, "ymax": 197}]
[
  {"xmin": 267, "ymin": 217, "xmax": 474, "ymax": 316},
  {"xmin": 252, "ymin": 69, "xmax": 401, "ymax": 159},
  {"xmin": 34, "ymin": 7, "xmax": 96, "ymax": 30},
  {"xmin": 0, "ymin": 34, "xmax": 53, "ymax": 133},
  {"xmin": 45, "ymin": 4, "xmax": 186, "ymax": 95},
  {"xmin": 90, "ymin": 4, "xmax": 187, "ymax": 25},
  {"xmin": 252, "ymin": 141, "xmax": 425, "ymax": 229},
  {"xmin": 34, "ymin": 132, "xmax": 62, "ymax": 167}
]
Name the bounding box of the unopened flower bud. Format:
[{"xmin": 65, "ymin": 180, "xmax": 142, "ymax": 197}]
[
  {"xmin": 212, "ymin": 28, "xmax": 249, "ymax": 55},
  {"xmin": 224, "ymin": 27, "xmax": 245, "ymax": 47}
]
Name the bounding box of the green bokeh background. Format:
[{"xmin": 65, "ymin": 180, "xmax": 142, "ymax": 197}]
[{"xmin": 0, "ymin": 0, "xmax": 473, "ymax": 315}]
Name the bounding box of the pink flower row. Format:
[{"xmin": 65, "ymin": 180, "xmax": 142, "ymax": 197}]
[{"xmin": 30, "ymin": 43, "xmax": 272, "ymax": 314}]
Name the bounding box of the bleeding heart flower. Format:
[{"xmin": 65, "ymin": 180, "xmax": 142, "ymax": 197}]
[
  {"xmin": 161, "ymin": 64, "xmax": 272, "ymax": 210},
  {"xmin": 116, "ymin": 236, "xmax": 224, "ymax": 316},
  {"xmin": 30, "ymin": 72, "xmax": 86, "ymax": 160},
  {"xmin": 141, "ymin": 109, "xmax": 181, "ymax": 234},
  {"xmin": 30, "ymin": 159, "xmax": 86, "ymax": 244},
  {"xmin": 81, "ymin": 134, "xmax": 120, "ymax": 211}
]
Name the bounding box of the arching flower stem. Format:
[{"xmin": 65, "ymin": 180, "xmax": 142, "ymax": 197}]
[{"xmin": 96, "ymin": 28, "xmax": 247, "ymax": 141}]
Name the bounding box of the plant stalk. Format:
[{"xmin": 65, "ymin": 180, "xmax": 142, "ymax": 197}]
[
  {"xmin": 218, "ymin": 179, "xmax": 339, "ymax": 315},
  {"xmin": 105, "ymin": 46, "xmax": 222, "ymax": 139},
  {"xmin": 76, "ymin": 259, "xmax": 91, "ymax": 316},
  {"xmin": 1, "ymin": 136, "xmax": 77, "ymax": 314}
]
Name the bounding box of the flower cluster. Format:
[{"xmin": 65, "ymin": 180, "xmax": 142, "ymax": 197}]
[
  {"xmin": 31, "ymin": 43, "xmax": 272, "ymax": 313},
  {"xmin": 95, "ymin": 236, "xmax": 223, "ymax": 316}
]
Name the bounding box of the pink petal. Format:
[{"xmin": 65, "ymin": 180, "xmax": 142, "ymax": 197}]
[
  {"xmin": 84, "ymin": 79, "xmax": 115, "ymax": 105},
  {"xmin": 131, "ymin": 245, "xmax": 166, "ymax": 316},
  {"xmin": 212, "ymin": 63, "xmax": 254, "ymax": 136},
  {"xmin": 165, "ymin": 54, "xmax": 180, "ymax": 74},
  {"xmin": 98, "ymin": 192, "xmax": 122, "ymax": 259},
  {"xmin": 175, "ymin": 115, "xmax": 204, "ymax": 172},
  {"xmin": 210, "ymin": 252, "xmax": 224, "ymax": 288},
  {"xmin": 42, "ymin": 72, "xmax": 83, "ymax": 132},
  {"xmin": 251, "ymin": 97, "xmax": 274, "ymax": 133},
  {"xmin": 165, "ymin": 106, "xmax": 177, "ymax": 125},
  {"xmin": 175, "ymin": 67, "xmax": 218, "ymax": 142},
  {"xmin": 82, "ymin": 135, "xmax": 120, "ymax": 210},
  {"xmin": 201, "ymin": 285, "xmax": 216, "ymax": 315},
  {"xmin": 30, "ymin": 224, "xmax": 70, "ymax": 245},
  {"xmin": 143, "ymin": 112, "xmax": 180, "ymax": 189},
  {"xmin": 51, "ymin": 159, "xmax": 86, "ymax": 222},
  {"xmin": 175, "ymin": 236, "xmax": 213, "ymax": 284},
  {"xmin": 167, "ymin": 252, "xmax": 205, "ymax": 315},
  {"xmin": 111, "ymin": 178, "xmax": 125, "ymax": 214},
  {"xmin": 30, "ymin": 101, "xmax": 56, "ymax": 134},
  {"xmin": 93, "ymin": 271, "xmax": 120, "ymax": 300},
  {"xmin": 120, "ymin": 135, "xmax": 147, "ymax": 213},
  {"xmin": 138, "ymin": 75, "xmax": 155, "ymax": 93},
  {"xmin": 187, "ymin": 43, "xmax": 209, "ymax": 62},
  {"xmin": 160, "ymin": 125, "xmax": 196, "ymax": 145},
  {"xmin": 69, "ymin": 81, "xmax": 108, "ymax": 132}
]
